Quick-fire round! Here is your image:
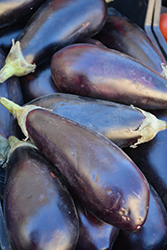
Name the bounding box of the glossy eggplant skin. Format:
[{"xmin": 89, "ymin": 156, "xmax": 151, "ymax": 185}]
[
  {"xmin": 112, "ymin": 186, "xmax": 167, "ymax": 250},
  {"xmin": 20, "ymin": 60, "xmax": 60, "ymax": 103},
  {"xmin": 0, "ymin": 49, "xmax": 23, "ymax": 138},
  {"xmin": 94, "ymin": 15, "xmax": 166, "ymax": 74},
  {"xmin": 23, "ymin": 107, "xmax": 150, "ymax": 232},
  {"xmin": 75, "ymin": 202, "xmax": 119, "ymax": 250},
  {"xmin": 0, "ymin": 21, "xmax": 26, "ymax": 54},
  {"xmin": 3, "ymin": 141, "xmax": 79, "ymax": 250},
  {"xmin": 51, "ymin": 43, "xmax": 167, "ymax": 110},
  {"xmin": 124, "ymin": 108, "xmax": 167, "ymax": 211},
  {"xmin": 0, "ymin": 0, "xmax": 47, "ymax": 29},
  {"xmin": 27, "ymin": 93, "xmax": 159, "ymax": 149},
  {"xmin": 18, "ymin": 0, "xmax": 107, "ymax": 66}
]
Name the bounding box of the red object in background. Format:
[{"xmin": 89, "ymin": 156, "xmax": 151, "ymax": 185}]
[{"xmin": 160, "ymin": 13, "xmax": 167, "ymax": 42}]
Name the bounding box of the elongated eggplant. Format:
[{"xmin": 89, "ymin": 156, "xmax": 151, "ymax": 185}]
[
  {"xmin": 0, "ymin": 0, "xmax": 107, "ymax": 82},
  {"xmin": 124, "ymin": 108, "xmax": 167, "ymax": 211},
  {"xmin": 0, "ymin": 98, "xmax": 150, "ymax": 232},
  {"xmin": 3, "ymin": 136, "xmax": 79, "ymax": 250},
  {"xmin": 75, "ymin": 202, "xmax": 119, "ymax": 250},
  {"xmin": 27, "ymin": 93, "xmax": 167, "ymax": 148},
  {"xmin": 94, "ymin": 15, "xmax": 167, "ymax": 75},
  {"xmin": 0, "ymin": 0, "xmax": 47, "ymax": 29},
  {"xmin": 20, "ymin": 60, "xmax": 60, "ymax": 103},
  {"xmin": 0, "ymin": 48, "xmax": 23, "ymax": 138},
  {"xmin": 50, "ymin": 43, "xmax": 167, "ymax": 110},
  {"xmin": 112, "ymin": 185, "xmax": 167, "ymax": 250}
]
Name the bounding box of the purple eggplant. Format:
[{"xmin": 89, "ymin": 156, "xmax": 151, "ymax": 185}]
[
  {"xmin": 50, "ymin": 43, "xmax": 167, "ymax": 110},
  {"xmin": 0, "ymin": 98, "xmax": 150, "ymax": 232},
  {"xmin": 3, "ymin": 136, "xmax": 79, "ymax": 250},
  {"xmin": 0, "ymin": 48, "xmax": 23, "ymax": 138},
  {"xmin": 112, "ymin": 185, "xmax": 167, "ymax": 250},
  {"xmin": 124, "ymin": 108, "xmax": 167, "ymax": 211},
  {"xmin": 94, "ymin": 15, "xmax": 166, "ymax": 74},
  {"xmin": 20, "ymin": 60, "xmax": 60, "ymax": 103},
  {"xmin": 27, "ymin": 93, "xmax": 167, "ymax": 148},
  {"xmin": 0, "ymin": 0, "xmax": 47, "ymax": 29},
  {"xmin": 0, "ymin": 0, "xmax": 107, "ymax": 82},
  {"xmin": 75, "ymin": 202, "xmax": 119, "ymax": 250}
]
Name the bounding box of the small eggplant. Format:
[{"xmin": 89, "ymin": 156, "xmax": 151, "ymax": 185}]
[
  {"xmin": 3, "ymin": 136, "xmax": 79, "ymax": 250},
  {"xmin": 94, "ymin": 15, "xmax": 166, "ymax": 74},
  {"xmin": 75, "ymin": 202, "xmax": 119, "ymax": 250},
  {"xmin": 50, "ymin": 43, "xmax": 167, "ymax": 110},
  {"xmin": 20, "ymin": 59, "xmax": 60, "ymax": 103},
  {"xmin": 0, "ymin": 48, "xmax": 23, "ymax": 138},
  {"xmin": 112, "ymin": 185, "xmax": 167, "ymax": 250},
  {"xmin": 0, "ymin": 98, "xmax": 150, "ymax": 232},
  {"xmin": 0, "ymin": 0, "xmax": 107, "ymax": 82},
  {"xmin": 27, "ymin": 93, "xmax": 167, "ymax": 148},
  {"xmin": 0, "ymin": 0, "xmax": 47, "ymax": 29}
]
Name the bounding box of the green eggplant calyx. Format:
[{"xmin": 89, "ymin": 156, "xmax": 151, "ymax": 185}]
[
  {"xmin": 130, "ymin": 105, "xmax": 167, "ymax": 148},
  {"xmin": 0, "ymin": 97, "xmax": 49, "ymax": 140},
  {"xmin": 6, "ymin": 136, "xmax": 37, "ymax": 160},
  {"xmin": 0, "ymin": 135, "xmax": 10, "ymax": 166},
  {"xmin": 160, "ymin": 63, "xmax": 167, "ymax": 79},
  {"xmin": 0, "ymin": 39, "xmax": 36, "ymax": 83}
]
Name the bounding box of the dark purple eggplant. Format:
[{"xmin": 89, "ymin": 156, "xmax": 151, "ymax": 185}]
[
  {"xmin": 75, "ymin": 202, "xmax": 119, "ymax": 250},
  {"xmin": 124, "ymin": 108, "xmax": 167, "ymax": 211},
  {"xmin": 50, "ymin": 43, "xmax": 167, "ymax": 110},
  {"xmin": 0, "ymin": 98, "xmax": 150, "ymax": 232},
  {"xmin": 0, "ymin": 0, "xmax": 107, "ymax": 82},
  {"xmin": 20, "ymin": 59, "xmax": 60, "ymax": 103},
  {"xmin": 0, "ymin": 0, "xmax": 47, "ymax": 29},
  {"xmin": 27, "ymin": 93, "xmax": 167, "ymax": 148},
  {"xmin": 112, "ymin": 185, "xmax": 167, "ymax": 250},
  {"xmin": 94, "ymin": 15, "xmax": 167, "ymax": 74},
  {"xmin": 0, "ymin": 48, "xmax": 23, "ymax": 138},
  {"xmin": 3, "ymin": 136, "xmax": 79, "ymax": 250}
]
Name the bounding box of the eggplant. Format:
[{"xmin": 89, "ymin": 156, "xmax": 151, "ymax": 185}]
[
  {"xmin": 75, "ymin": 202, "xmax": 119, "ymax": 250},
  {"xmin": 3, "ymin": 136, "xmax": 79, "ymax": 250},
  {"xmin": 0, "ymin": 48, "xmax": 23, "ymax": 138},
  {"xmin": 50, "ymin": 43, "xmax": 167, "ymax": 110},
  {"xmin": 20, "ymin": 60, "xmax": 60, "ymax": 103},
  {"xmin": 94, "ymin": 15, "xmax": 167, "ymax": 75},
  {"xmin": 112, "ymin": 185, "xmax": 167, "ymax": 250},
  {"xmin": 27, "ymin": 93, "xmax": 167, "ymax": 148},
  {"xmin": 0, "ymin": 97, "xmax": 150, "ymax": 232},
  {"xmin": 0, "ymin": 0, "xmax": 47, "ymax": 29},
  {"xmin": 0, "ymin": 200, "xmax": 12, "ymax": 250},
  {"xmin": 0, "ymin": 0, "xmax": 107, "ymax": 82},
  {"xmin": 124, "ymin": 108, "xmax": 167, "ymax": 211}
]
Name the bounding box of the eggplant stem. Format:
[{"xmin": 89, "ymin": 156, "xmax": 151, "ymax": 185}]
[
  {"xmin": 0, "ymin": 97, "xmax": 21, "ymax": 117},
  {"xmin": 105, "ymin": 0, "xmax": 114, "ymax": 3},
  {"xmin": 130, "ymin": 105, "xmax": 167, "ymax": 148},
  {"xmin": 0, "ymin": 39, "xmax": 36, "ymax": 83}
]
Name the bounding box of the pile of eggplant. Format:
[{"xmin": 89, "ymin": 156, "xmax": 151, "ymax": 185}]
[{"xmin": 0, "ymin": 0, "xmax": 167, "ymax": 249}]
